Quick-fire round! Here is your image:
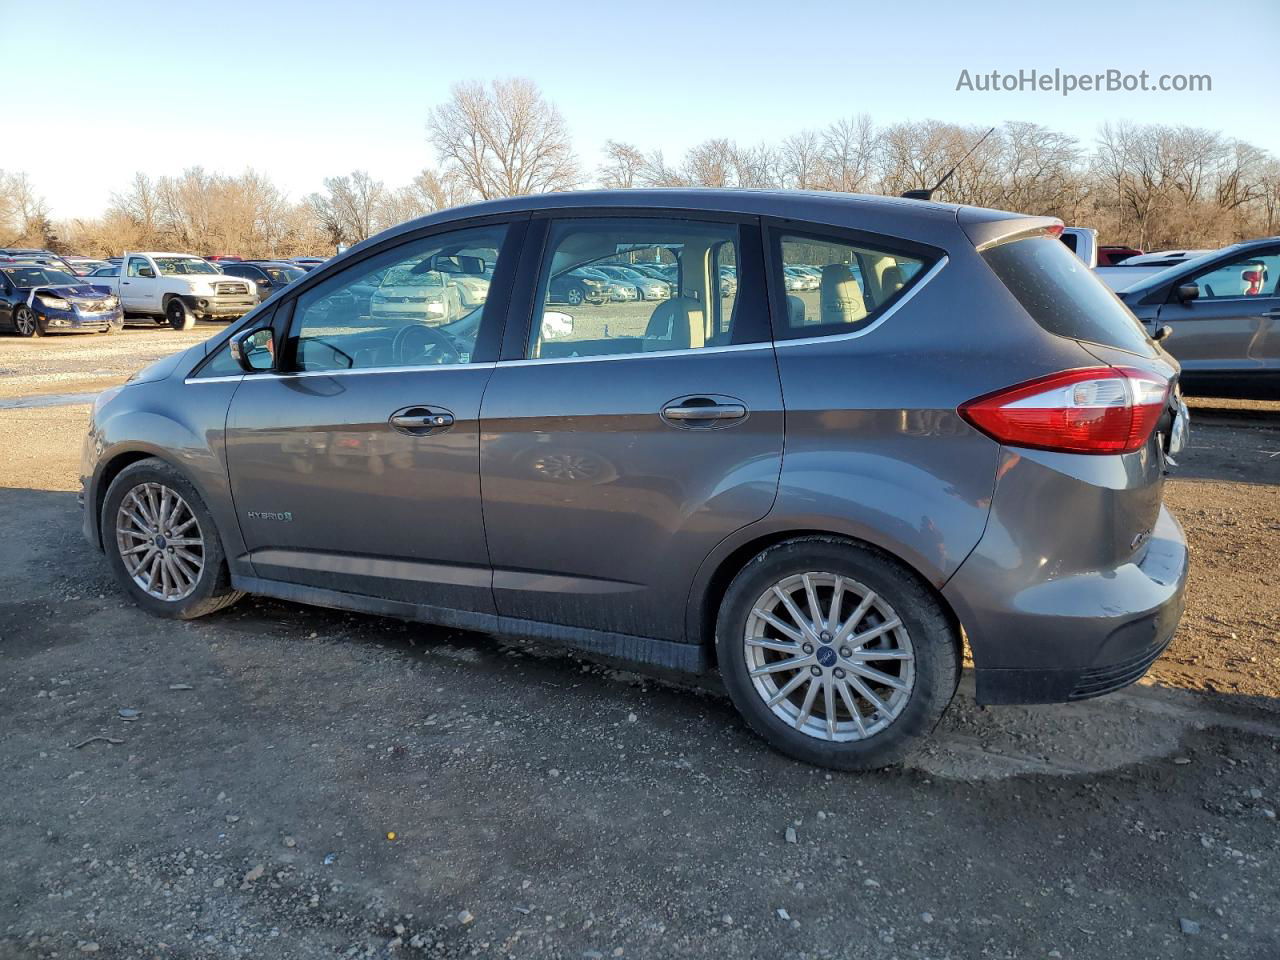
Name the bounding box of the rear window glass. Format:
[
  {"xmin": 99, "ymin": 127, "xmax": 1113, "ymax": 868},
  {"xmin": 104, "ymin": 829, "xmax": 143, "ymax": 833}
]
[{"xmin": 983, "ymin": 234, "xmax": 1153, "ymax": 355}]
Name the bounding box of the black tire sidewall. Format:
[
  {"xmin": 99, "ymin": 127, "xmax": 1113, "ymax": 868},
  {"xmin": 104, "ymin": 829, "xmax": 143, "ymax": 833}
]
[
  {"xmin": 716, "ymin": 538, "xmax": 958, "ymax": 770},
  {"xmin": 14, "ymin": 306, "xmax": 40, "ymax": 337},
  {"xmin": 100, "ymin": 459, "xmax": 233, "ymax": 619},
  {"xmin": 166, "ymin": 299, "xmax": 194, "ymax": 331}
]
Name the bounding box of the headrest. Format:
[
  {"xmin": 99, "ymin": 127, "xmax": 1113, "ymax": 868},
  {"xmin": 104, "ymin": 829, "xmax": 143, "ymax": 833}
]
[{"xmin": 820, "ymin": 264, "xmax": 867, "ymax": 325}]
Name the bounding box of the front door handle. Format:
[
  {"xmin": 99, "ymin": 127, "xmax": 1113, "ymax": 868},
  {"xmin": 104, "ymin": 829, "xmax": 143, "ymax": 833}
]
[{"xmin": 389, "ymin": 406, "xmax": 454, "ymax": 434}]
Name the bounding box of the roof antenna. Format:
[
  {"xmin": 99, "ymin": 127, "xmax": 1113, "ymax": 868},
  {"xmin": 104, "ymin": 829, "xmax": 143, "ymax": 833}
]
[{"xmin": 901, "ymin": 127, "xmax": 997, "ymax": 201}]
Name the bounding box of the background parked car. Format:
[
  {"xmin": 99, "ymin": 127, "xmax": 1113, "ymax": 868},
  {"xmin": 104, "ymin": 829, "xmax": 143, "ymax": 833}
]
[
  {"xmin": 220, "ymin": 260, "xmax": 306, "ymax": 302},
  {"xmin": 548, "ymin": 267, "xmax": 611, "ymax": 305},
  {"xmin": 1098, "ymin": 245, "xmax": 1143, "ymax": 266},
  {"xmin": 1096, "ymin": 248, "xmax": 1217, "ymax": 290},
  {"xmin": 0, "ymin": 261, "xmax": 123, "ymax": 337},
  {"xmin": 1112, "ymin": 237, "xmax": 1280, "ymax": 399},
  {"xmin": 82, "ymin": 252, "xmax": 258, "ymax": 329},
  {"xmin": 291, "ymin": 257, "xmax": 328, "ymax": 271},
  {"xmin": 593, "ymin": 264, "xmax": 670, "ymax": 300}
]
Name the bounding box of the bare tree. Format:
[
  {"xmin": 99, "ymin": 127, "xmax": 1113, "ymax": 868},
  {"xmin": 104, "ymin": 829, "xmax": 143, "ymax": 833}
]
[
  {"xmin": 599, "ymin": 140, "xmax": 646, "ymax": 189},
  {"xmin": 780, "ymin": 130, "xmax": 823, "ymax": 189},
  {"xmin": 428, "ymin": 78, "xmax": 579, "ymax": 199},
  {"xmin": 820, "ymin": 115, "xmax": 877, "ymax": 192}
]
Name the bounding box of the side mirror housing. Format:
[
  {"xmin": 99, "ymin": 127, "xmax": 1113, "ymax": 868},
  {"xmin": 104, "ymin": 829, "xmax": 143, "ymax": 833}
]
[
  {"xmin": 542, "ymin": 311, "xmax": 575, "ymax": 340},
  {"xmin": 229, "ymin": 327, "xmax": 276, "ymax": 372},
  {"xmin": 1176, "ymin": 283, "xmax": 1200, "ymax": 303}
]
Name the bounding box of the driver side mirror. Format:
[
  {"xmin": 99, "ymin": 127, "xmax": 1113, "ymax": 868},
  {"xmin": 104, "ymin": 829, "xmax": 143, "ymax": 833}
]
[
  {"xmin": 1176, "ymin": 283, "xmax": 1200, "ymax": 303},
  {"xmin": 229, "ymin": 327, "xmax": 276, "ymax": 373},
  {"xmin": 138, "ymin": 267, "xmax": 155, "ymax": 278}
]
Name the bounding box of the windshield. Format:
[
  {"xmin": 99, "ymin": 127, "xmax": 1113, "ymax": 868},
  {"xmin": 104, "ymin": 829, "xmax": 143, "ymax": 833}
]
[
  {"xmin": 380, "ymin": 266, "xmax": 444, "ymax": 288},
  {"xmin": 982, "ymin": 234, "xmax": 1154, "ymax": 356},
  {"xmin": 2, "ymin": 267, "xmax": 79, "ymax": 286},
  {"xmin": 154, "ymin": 257, "xmax": 219, "ymax": 276}
]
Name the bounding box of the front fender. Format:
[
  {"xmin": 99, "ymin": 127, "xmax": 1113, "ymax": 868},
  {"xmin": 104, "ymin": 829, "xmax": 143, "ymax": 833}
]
[{"xmin": 85, "ymin": 377, "xmax": 246, "ymax": 568}]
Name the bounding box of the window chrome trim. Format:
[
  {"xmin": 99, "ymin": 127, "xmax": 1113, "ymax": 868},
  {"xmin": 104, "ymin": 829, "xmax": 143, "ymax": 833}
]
[
  {"xmin": 500, "ymin": 341, "xmax": 771, "ymax": 367},
  {"xmin": 773, "ymin": 255, "xmax": 949, "ymax": 349}
]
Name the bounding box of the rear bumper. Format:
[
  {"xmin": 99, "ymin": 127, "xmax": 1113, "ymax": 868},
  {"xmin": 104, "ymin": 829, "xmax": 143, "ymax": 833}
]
[{"xmin": 946, "ymin": 504, "xmax": 1189, "ymax": 705}]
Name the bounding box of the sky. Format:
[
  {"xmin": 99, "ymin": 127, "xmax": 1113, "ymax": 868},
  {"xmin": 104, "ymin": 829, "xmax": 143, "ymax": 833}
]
[{"xmin": 6, "ymin": 0, "xmax": 1279, "ymax": 220}]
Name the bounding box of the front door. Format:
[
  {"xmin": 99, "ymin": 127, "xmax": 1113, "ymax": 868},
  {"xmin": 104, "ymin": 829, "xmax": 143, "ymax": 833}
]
[
  {"xmin": 224, "ymin": 219, "xmax": 521, "ymax": 613},
  {"xmin": 121, "ymin": 256, "xmax": 157, "ymax": 313},
  {"xmin": 1158, "ymin": 246, "xmax": 1280, "ymax": 385},
  {"xmin": 479, "ymin": 215, "xmax": 784, "ymax": 643}
]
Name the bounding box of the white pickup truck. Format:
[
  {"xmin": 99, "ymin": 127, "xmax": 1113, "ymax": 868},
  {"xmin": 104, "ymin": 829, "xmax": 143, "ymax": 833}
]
[{"xmin": 88, "ymin": 252, "xmax": 259, "ymax": 329}]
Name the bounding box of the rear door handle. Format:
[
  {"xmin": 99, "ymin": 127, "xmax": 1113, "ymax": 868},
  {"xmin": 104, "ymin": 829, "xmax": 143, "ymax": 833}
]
[
  {"xmin": 661, "ymin": 396, "xmax": 748, "ymax": 428},
  {"xmin": 663, "ymin": 403, "xmax": 746, "ymax": 421},
  {"xmin": 389, "ymin": 406, "xmax": 454, "ymax": 433}
]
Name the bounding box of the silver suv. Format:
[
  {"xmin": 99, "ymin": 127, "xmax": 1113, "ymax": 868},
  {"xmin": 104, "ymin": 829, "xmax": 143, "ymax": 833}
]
[{"xmin": 81, "ymin": 190, "xmax": 1190, "ymax": 769}]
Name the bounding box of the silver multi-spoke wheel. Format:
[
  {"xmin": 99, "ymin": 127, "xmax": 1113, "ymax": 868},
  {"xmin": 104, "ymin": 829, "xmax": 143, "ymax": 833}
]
[
  {"xmin": 114, "ymin": 482, "xmax": 205, "ymax": 601},
  {"xmin": 744, "ymin": 572, "xmax": 915, "ymax": 742}
]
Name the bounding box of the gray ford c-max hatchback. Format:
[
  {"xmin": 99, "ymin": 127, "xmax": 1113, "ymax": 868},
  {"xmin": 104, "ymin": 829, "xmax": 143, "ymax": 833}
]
[{"xmin": 81, "ymin": 190, "xmax": 1190, "ymax": 769}]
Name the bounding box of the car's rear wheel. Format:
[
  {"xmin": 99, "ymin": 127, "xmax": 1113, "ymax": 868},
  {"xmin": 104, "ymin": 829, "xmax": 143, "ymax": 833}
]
[
  {"xmin": 166, "ymin": 297, "xmax": 196, "ymax": 331},
  {"xmin": 13, "ymin": 305, "xmax": 41, "ymax": 337},
  {"xmin": 101, "ymin": 458, "xmax": 244, "ymax": 619},
  {"xmin": 716, "ymin": 537, "xmax": 959, "ymax": 770}
]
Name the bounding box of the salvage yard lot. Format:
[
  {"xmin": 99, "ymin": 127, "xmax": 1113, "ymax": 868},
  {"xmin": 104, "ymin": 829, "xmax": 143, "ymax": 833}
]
[{"xmin": 1, "ymin": 327, "xmax": 1278, "ymax": 959}]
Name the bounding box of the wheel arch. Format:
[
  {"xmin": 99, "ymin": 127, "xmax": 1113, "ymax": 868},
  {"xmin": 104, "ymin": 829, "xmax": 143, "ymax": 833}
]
[
  {"xmin": 90, "ymin": 449, "xmax": 180, "ymax": 549},
  {"xmin": 686, "ymin": 527, "xmax": 966, "ymax": 670}
]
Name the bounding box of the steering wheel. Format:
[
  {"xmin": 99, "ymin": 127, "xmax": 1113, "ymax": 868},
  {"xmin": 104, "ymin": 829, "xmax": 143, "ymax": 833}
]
[{"xmin": 392, "ymin": 323, "xmax": 462, "ymax": 366}]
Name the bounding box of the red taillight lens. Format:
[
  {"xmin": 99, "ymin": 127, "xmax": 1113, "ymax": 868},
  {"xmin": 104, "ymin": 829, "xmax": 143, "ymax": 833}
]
[{"xmin": 959, "ymin": 367, "xmax": 1169, "ymax": 455}]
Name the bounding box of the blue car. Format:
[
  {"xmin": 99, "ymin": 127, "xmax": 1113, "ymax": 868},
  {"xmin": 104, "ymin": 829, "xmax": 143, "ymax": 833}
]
[{"xmin": 0, "ymin": 262, "xmax": 124, "ymax": 337}]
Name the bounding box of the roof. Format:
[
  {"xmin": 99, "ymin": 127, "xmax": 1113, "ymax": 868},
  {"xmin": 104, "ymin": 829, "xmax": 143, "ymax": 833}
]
[{"xmin": 344, "ymin": 188, "xmax": 1052, "ymax": 265}]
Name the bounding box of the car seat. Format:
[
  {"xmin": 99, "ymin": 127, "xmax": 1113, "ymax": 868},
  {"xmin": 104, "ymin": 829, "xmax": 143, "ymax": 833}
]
[
  {"xmin": 820, "ymin": 264, "xmax": 868, "ymax": 325},
  {"xmin": 642, "ymin": 296, "xmax": 704, "ymax": 351}
]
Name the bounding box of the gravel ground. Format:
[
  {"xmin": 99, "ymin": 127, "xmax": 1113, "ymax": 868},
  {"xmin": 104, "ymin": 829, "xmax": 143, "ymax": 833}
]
[{"xmin": 1, "ymin": 333, "xmax": 1278, "ymax": 959}]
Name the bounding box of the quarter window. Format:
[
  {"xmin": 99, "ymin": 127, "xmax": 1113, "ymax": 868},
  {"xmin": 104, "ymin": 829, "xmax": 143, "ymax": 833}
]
[
  {"xmin": 286, "ymin": 225, "xmax": 506, "ymax": 372},
  {"xmin": 773, "ymin": 233, "xmax": 928, "ymax": 338},
  {"xmin": 527, "ymin": 218, "xmax": 766, "ymax": 359}
]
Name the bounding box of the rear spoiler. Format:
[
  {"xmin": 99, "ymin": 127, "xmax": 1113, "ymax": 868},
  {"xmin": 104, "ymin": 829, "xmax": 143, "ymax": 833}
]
[{"xmin": 957, "ymin": 208, "xmax": 1063, "ymax": 251}]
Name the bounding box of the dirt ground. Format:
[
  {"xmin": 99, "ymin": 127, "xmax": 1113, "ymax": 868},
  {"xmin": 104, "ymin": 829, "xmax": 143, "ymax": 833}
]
[{"xmin": 1, "ymin": 328, "xmax": 1278, "ymax": 959}]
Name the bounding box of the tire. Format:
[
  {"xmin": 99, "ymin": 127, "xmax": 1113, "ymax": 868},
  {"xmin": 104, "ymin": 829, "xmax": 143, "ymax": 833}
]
[
  {"xmin": 166, "ymin": 297, "xmax": 196, "ymax": 331},
  {"xmin": 101, "ymin": 458, "xmax": 244, "ymax": 620},
  {"xmin": 565, "ymin": 285, "xmax": 585, "ymax": 306},
  {"xmin": 105, "ymin": 317, "xmax": 124, "ymax": 335},
  {"xmin": 13, "ymin": 305, "xmax": 42, "ymax": 338},
  {"xmin": 715, "ymin": 537, "xmax": 959, "ymax": 771}
]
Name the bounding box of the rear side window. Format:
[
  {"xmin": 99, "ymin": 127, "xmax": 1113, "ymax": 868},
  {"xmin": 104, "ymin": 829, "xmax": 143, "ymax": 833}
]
[
  {"xmin": 983, "ymin": 234, "xmax": 1153, "ymax": 355},
  {"xmin": 772, "ymin": 232, "xmax": 930, "ymax": 339}
]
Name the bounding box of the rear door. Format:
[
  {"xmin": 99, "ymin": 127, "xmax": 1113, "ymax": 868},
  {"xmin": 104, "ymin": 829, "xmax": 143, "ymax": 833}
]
[
  {"xmin": 223, "ymin": 217, "xmax": 526, "ymax": 613},
  {"xmin": 478, "ymin": 213, "xmax": 783, "ymax": 644},
  {"xmin": 1157, "ymin": 246, "xmax": 1280, "ymax": 381}
]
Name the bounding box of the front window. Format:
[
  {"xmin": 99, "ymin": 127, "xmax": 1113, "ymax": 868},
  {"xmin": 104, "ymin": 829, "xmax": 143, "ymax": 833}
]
[
  {"xmin": 261, "ymin": 265, "xmax": 304, "ymax": 284},
  {"xmin": 287, "ymin": 225, "xmax": 505, "ymax": 372},
  {"xmin": 154, "ymin": 257, "xmax": 219, "ymax": 276},
  {"xmin": 528, "ymin": 217, "xmax": 766, "ymax": 359},
  {"xmin": 1186, "ymin": 250, "xmax": 1280, "ymax": 299}
]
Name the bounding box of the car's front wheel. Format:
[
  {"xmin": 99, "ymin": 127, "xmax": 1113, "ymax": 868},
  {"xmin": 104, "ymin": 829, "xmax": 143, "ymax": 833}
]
[
  {"xmin": 716, "ymin": 537, "xmax": 959, "ymax": 770},
  {"xmin": 166, "ymin": 297, "xmax": 196, "ymax": 331},
  {"xmin": 101, "ymin": 458, "xmax": 244, "ymax": 619},
  {"xmin": 13, "ymin": 305, "xmax": 42, "ymax": 337}
]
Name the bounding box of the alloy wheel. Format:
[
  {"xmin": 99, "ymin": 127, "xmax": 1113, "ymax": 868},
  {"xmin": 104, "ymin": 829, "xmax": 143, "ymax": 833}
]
[
  {"xmin": 743, "ymin": 572, "xmax": 915, "ymax": 742},
  {"xmin": 114, "ymin": 482, "xmax": 206, "ymax": 601},
  {"xmin": 14, "ymin": 307, "xmax": 36, "ymax": 336}
]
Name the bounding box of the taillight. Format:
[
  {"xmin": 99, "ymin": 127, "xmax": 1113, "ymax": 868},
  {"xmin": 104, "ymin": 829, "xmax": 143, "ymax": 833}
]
[{"xmin": 959, "ymin": 367, "xmax": 1169, "ymax": 455}]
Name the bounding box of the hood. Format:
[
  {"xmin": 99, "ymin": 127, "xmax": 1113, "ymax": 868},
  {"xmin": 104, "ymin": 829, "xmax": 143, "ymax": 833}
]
[
  {"xmin": 27, "ymin": 283, "xmax": 113, "ymax": 298},
  {"xmin": 127, "ymin": 345, "xmax": 199, "ymax": 386}
]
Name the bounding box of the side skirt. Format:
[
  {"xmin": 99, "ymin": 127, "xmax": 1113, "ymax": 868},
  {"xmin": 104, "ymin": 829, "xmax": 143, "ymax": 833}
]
[{"xmin": 231, "ymin": 575, "xmax": 709, "ymax": 674}]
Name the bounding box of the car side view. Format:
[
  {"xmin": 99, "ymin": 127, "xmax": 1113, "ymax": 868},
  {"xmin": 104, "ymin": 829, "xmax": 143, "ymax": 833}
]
[{"xmin": 81, "ymin": 190, "xmax": 1190, "ymax": 769}]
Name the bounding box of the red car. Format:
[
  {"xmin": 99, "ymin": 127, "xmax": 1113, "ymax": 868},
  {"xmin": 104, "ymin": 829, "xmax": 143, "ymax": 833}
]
[
  {"xmin": 203, "ymin": 254, "xmax": 243, "ymax": 263},
  {"xmin": 1097, "ymin": 245, "xmax": 1143, "ymax": 266}
]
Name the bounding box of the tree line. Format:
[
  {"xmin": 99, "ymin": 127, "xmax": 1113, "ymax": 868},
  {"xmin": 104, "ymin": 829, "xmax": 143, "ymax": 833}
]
[{"xmin": 3, "ymin": 78, "xmax": 1278, "ymax": 259}]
